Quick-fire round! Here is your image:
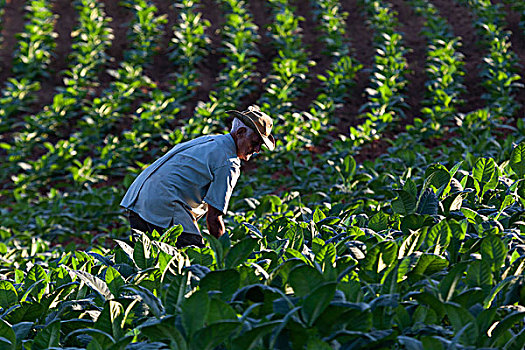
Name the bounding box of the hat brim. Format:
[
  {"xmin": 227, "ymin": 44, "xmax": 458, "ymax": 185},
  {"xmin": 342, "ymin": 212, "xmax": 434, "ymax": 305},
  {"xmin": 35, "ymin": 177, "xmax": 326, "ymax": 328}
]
[{"xmin": 228, "ymin": 110, "xmax": 276, "ymax": 151}]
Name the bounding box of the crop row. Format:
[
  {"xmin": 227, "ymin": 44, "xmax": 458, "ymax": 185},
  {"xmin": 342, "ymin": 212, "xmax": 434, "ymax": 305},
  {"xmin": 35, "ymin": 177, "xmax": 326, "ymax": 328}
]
[
  {"xmin": 408, "ymin": 0, "xmax": 466, "ymax": 133},
  {"xmin": 1, "ymin": 142, "xmax": 524, "ymax": 348},
  {"xmin": 183, "ymin": 0, "xmax": 261, "ymax": 138},
  {"xmin": 458, "ymin": 0, "xmax": 522, "ymax": 119},
  {"xmin": 0, "ymin": 0, "xmax": 57, "ymax": 132},
  {"xmin": 256, "ymin": 0, "xmax": 310, "ymax": 149},
  {"xmin": 303, "ymin": 0, "xmax": 362, "ymax": 140},
  {"xmin": 2, "ymin": 0, "xmax": 114, "ymax": 185},
  {"xmin": 349, "ymin": 0, "xmax": 408, "ymax": 147},
  {"xmin": 0, "ymin": 0, "xmax": 5, "ymax": 47}
]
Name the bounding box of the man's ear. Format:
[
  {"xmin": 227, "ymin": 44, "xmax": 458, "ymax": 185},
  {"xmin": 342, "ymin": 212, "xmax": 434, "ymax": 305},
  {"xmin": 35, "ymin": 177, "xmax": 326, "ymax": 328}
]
[{"xmin": 236, "ymin": 126, "xmax": 247, "ymax": 137}]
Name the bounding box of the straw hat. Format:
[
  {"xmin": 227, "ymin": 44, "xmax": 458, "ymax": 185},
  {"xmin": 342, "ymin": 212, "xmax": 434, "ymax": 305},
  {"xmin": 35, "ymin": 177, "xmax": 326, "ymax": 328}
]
[{"xmin": 227, "ymin": 105, "xmax": 276, "ymax": 151}]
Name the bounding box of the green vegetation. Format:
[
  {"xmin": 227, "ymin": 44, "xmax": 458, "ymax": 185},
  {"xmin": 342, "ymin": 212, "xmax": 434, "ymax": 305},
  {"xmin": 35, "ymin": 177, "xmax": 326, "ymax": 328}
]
[{"xmin": 0, "ymin": 0, "xmax": 524, "ymax": 349}]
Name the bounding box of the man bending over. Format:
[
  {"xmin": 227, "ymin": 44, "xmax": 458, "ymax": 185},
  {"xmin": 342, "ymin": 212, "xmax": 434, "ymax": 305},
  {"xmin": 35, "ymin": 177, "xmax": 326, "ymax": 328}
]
[{"xmin": 120, "ymin": 105, "xmax": 275, "ymax": 247}]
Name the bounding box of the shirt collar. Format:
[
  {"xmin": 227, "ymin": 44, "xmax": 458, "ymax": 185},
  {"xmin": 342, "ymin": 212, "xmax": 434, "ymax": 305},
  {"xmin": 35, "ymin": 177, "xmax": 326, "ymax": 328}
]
[{"xmin": 223, "ymin": 133, "xmax": 238, "ymax": 159}]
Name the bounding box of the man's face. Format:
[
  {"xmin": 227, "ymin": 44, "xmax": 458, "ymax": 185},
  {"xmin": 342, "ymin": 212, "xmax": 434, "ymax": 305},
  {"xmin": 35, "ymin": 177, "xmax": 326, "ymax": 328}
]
[{"xmin": 236, "ymin": 128, "xmax": 263, "ymax": 161}]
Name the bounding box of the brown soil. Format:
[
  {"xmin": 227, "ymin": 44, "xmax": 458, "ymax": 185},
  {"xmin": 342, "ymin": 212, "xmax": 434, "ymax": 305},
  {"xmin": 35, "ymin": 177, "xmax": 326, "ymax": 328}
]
[
  {"xmin": 338, "ymin": 0, "xmax": 375, "ymax": 132},
  {"xmin": 97, "ymin": 0, "xmax": 133, "ymax": 94},
  {"xmin": 291, "ymin": 0, "xmax": 331, "ymax": 111},
  {"xmin": 34, "ymin": 0, "xmax": 77, "ymax": 108},
  {"xmin": 148, "ymin": 0, "xmax": 179, "ymax": 90},
  {"xmin": 430, "ymin": 0, "xmax": 487, "ymax": 113},
  {"xmin": 389, "ymin": 0, "xmax": 427, "ymax": 125},
  {"xmin": 182, "ymin": 0, "xmax": 225, "ymax": 117},
  {"xmin": 0, "ymin": 0, "xmax": 25, "ymax": 86},
  {"xmin": 242, "ymin": 0, "xmax": 276, "ymax": 107},
  {"xmin": 1, "ymin": 0, "xmax": 524, "ymax": 165}
]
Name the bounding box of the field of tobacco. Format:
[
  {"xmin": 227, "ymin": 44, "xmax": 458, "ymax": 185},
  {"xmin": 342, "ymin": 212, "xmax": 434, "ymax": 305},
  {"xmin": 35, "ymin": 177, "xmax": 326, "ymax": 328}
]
[{"xmin": 0, "ymin": 0, "xmax": 524, "ymax": 348}]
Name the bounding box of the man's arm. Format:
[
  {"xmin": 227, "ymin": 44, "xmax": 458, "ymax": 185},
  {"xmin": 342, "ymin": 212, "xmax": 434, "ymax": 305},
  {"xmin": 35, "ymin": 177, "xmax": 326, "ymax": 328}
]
[{"xmin": 206, "ymin": 205, "xmax": 225, "ymax": 238}]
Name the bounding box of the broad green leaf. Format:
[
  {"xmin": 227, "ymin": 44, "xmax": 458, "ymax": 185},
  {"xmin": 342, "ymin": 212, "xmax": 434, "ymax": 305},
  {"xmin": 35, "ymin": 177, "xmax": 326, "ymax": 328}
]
[
  {"xmin": 114, "ymin": 240, "xmax": 135, "ymax": 264},
  {"xmin": 397, "ymin": 336, "xmax": 423, "ymax": 350},
  {"xmin": 66, "ymin": 267, "xmax": 112, "ymax": 300},
  {"xmin": 64, "ymin": 328, "xmax": 115, "ymax": 344},
  {"xmin": 0, "ymin": 319, "xmax": 16, "ymax": 350},
  {"xmin": 206, "ymin": 298, "xmax": 238, "ymax": 324},
  {"xmin": 412, "ymin": 291, "xmax": 445, "ymax": 319},
  {"xmin": 165, "ymin": 272, "xmax": 189, "ymax": 314},
  {"xmin": 25, "ymin": 265, "xmax": 48, "ymax": 300},
  {"xmin": 4, "ymin": 302, "xmax": 44, "ymax": 324},
  {"xmin": 192, "ymin": 320, "xmax": 240, "ymax": 350},
  {"xmin": 301, "ymin": 282, "xmax": 337, "ymax": 327},
  {"xmin": 362, "ymin": 240, "xmax": 398, "ymax": 275},
  {"xmin": 283, "ymin": 222, "xmax": 305, "ymax": 251},
  {"xmin": 481, "ymin": 235, "xmax": 507, "ymax": 272},
  {"xmin": 32, "ymin": 320, "xmax": 60, "ymax": 350},
  {"xmin": 439, "ymin": 262, "xmax": 469, "ymax": 302},
  {"xmin": 225, "ymin": 237, "xmax": 258, "ymax": 269},
  {"xmin": 203, "ymin": 233, "xmax": 224, "ymax": 269},
  {"xmin": 483, "ymin": 276, "xmax": 519, "ymax": 308},
  {"xmin": 368, "ymin": 211, "xmax": 388, "ymax": 232},
  {"xmin": 313, "ymin": 208, "xmax": 327, "ymax": 223},
  {"xmin": 315, "ymin": 243, "xmax": 336, "ymax": 275},
  {"xmin": 517, "ymin": 180, "xmax": 525, "ymax": 199},
  {"xmin": 231, "ymin": 320, "xmax": 282, "ymax": 350},
  {"xmin": 199, "ymin": 269, "xmax": 240, "ymax": 300},
  {"xmin": 411, "ymin": 254, "xmax": 448, "ymax": 277},
  {"xmin": 503, "ymin": 325, "xmax": 525, "ymax": 350},
  {"xmin": 403, "ymin": 179, "xmax": 418, "ymax": 197},
  {"xmin": 95, "ymin": 300, "xmax": 124, "ymax": 341},
  {"xmin": 461, "ymin": 207, "xmax": 484, "ymax": 224},
  {"xmin": 181, "ymin": 290, "xmax": 209, "ymax": 338},
  {"xmin": 0, "ymin": 281, "xmax": 18, "ymax": 309},
  {"xmin": 12, "ymin": 322, "xmax": 33, "ymax": 344},
  {"xmin": 417, "ymin": 189, "xmax": 438, "ymax": 215},
  {"xmin": 425, "ymin": 220, "xmax": 451, "ymax": 252},
  {"xmin": 25, "ymin": 265, "xmax": 47, "ymax": 288},
  {"xmin": 160, "ymin": 224, "xmax": 183, "ymax": 245},
  {"xmin": 490, "ymin": 311, "xmax": 525, "ymax": 346},
  {"xmin": 343, "ymin": 155, "xmax": 357, "ymax": 178},
  {"xmin": 288, "ymin": 264, "xmax": 324, "ymax": 298},
  {"xmin": 466, "ymin": 260, "xmax": 492, "ymax": 291},
  {"xmin": 444, "ymin": 303, "xmax": 478, "ymax": 345},
  {"xmin": 447, "ymin": 193, "xmax": 465, "ymax": 212},
  {"xmin": 134, "ymin": 233, "xmax": 152, "ymax": 269},
  {"xmin": 398, "ymin": 230, "xmax": 421, "ymax": 259},
  {"xmin": 124, "ymin": 285, "xmax": 164, "ymax": 318},
  {"xmin": 425, "ymin": 164, "xmax": 451, "ymax": 193},
  {"xmin": 105, "ymin": 266, "xmax": 125, "ymax": 298},
  {"xmin": 139, "ymin": 316, "xmax": 187, "ymax": 349},
  {"xmin": 391, "ymin": 190, "xmax": 416, "ymax": 215},
  {"xmin": 510, "ymin": 142, "xmax": 525, "ymax": 178},
  {"xmin": 473, "ymin": 157, "xmax": 498, "ymax": 195}
]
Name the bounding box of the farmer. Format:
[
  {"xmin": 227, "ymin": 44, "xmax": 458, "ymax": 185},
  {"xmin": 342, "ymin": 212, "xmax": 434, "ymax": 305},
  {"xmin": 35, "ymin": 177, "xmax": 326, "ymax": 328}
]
[{"xmin": 120, "ymin": 105, "xmax": 275, "ymax": 248}]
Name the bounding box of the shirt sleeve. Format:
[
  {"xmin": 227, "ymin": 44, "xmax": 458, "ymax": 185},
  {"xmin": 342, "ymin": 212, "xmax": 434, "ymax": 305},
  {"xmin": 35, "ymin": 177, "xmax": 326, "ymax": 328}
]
[{"xmin": 203, "ymin": 162, "xmax": 241, "ymax": 214}]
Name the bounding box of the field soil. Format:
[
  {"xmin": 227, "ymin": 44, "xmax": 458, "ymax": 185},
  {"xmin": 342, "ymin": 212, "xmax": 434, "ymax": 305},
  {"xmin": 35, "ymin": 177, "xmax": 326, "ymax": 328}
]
[{"xmin": 1, "ymin": 0, "xmax": 524, "ymax": 160}]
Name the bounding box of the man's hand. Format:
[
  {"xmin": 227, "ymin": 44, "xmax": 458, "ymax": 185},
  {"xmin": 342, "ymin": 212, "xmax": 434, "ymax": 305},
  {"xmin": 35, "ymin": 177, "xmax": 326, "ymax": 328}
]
[{"xmin": 206, "ymin": 205, "xmax": 225, "ymax": 238}]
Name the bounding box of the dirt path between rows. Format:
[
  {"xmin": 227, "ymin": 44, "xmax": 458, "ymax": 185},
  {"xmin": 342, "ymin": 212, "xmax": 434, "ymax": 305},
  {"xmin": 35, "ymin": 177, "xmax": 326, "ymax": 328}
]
[
  {"xmin": 0, "ymin": 0, "xmax": 25, "ymax": 88},
  {"xmin": 182, "ymin": 0, "xmax": 225, "ymax": 118},
  {"xmin": 389, "ymin": 0, "xmax": 426, "ymax": 125},
  {"xmin": 292, "ymin": 0, "xmax": 331, "ymax": 112},
  {"xmin": 338, "ymin": 0, "xmax": 374, "ymax": 132},
  {"xmin": 430, "ymin": 0, "xmax": 486, "ymax": 114},
  {"xmin": 97, "ymin": 0, "xmax": 133, "ymax": 96},
  {"xmin": 149, "ymin": 0, "xmax": 179, "ymax": 90},
  {"xmin": 34, "ymin": 0, "xmax": 76, "ymax": 110},
  {"xmin": 243, "ymin": 0, "xmax": 275, "ymax": 107}
]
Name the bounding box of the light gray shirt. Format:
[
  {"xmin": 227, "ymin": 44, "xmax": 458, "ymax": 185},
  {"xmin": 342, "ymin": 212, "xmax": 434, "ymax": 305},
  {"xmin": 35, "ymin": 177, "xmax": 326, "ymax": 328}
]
[{"xmin": 120, "ymin": 134, "xmax": 241, "ymax": 234}]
